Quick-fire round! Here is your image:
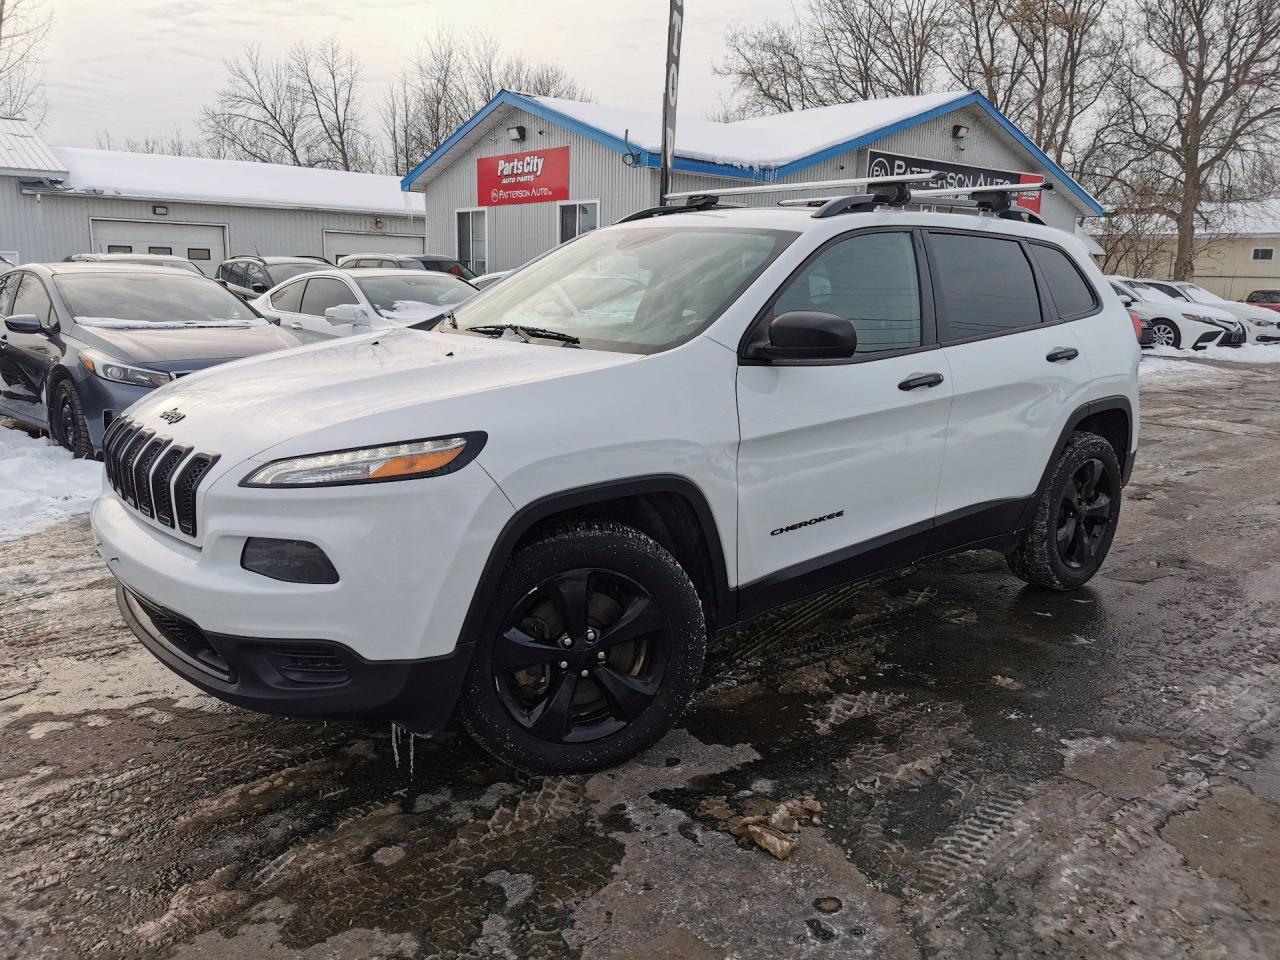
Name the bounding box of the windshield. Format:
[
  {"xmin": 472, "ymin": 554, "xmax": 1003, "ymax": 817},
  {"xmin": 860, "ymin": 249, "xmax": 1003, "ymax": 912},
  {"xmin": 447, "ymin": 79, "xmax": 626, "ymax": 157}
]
[
  {"xmin": 58, "ymin": 273, "xmax": 263, "ymax": 328},
  {"xmin": 1250, "ymin": 289, "xmax": 1280, "ymax": 303},
  {"xmin": 269, "ymin": 263, "xmax": 323, "ymax": 283},
  {"xmin": 104, "ymin": 257, "xmax": 202, "ymax": 276},
  {"xmin": 419, "ymin": 258, "xmax": 477, "ymax": 280},
  {"xmin": 357, "ymin": 274, "xmax": 477, "ymax": 317},
  {"xmin": 444, "ymin": 226, "xmax": 793, "ymax": 353},
  {"xmin": 1178, "ymin": 283, "xmax": 1227, "ymax": 305},
  {"xmin": 1127, "ymin": 280, "xmax": 1181, "ymax": 305}
]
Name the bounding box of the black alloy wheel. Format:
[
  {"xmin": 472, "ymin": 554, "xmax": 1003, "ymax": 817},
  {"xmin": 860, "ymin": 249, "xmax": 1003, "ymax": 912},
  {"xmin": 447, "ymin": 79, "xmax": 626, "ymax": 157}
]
[
  {"xmin": 1055, "ymin": 458, "xmax": 1115, "ymax": 569},
  {"xmin": 494, "ymin": 568, "xmax": 668, "ymax": 744},
  {"xmin": 51, "ymin": 380, "xmax": 92, "ymax": 458}
]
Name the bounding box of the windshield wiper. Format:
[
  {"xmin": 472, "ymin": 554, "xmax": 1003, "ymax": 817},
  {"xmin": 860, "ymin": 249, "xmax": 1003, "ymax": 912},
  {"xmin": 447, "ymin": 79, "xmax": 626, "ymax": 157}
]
[{"xmin": 466, "ymin": 323, "xmax": 580, "ymax": 346}]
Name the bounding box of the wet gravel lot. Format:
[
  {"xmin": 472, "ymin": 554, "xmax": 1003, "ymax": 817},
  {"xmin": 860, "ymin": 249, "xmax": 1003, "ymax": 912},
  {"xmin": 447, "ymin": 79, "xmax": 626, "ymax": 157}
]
[{"xmin": 2, "ymin": 357, "xmax": 1279, "ymax": 959}]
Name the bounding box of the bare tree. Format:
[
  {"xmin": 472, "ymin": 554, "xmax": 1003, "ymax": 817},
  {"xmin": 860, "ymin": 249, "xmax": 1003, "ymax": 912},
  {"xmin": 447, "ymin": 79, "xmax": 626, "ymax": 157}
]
[
  {"xmin": 93, "ymin": 129, "xmax": 223, "ymax": 157},
  {"xmin": 1105, "ymin": 0, "xmax": 1280, "ymax": 279},
  {"xmin": 0, "ymin": 0, "xmax": 51, "ymax": 122},
  {"xmin": 380, "ymin": 29, "xmax": 591, "ymax": 176},
  {"xmin": 290, "ymin": 37, "xmax": 374, "ymax": 171},
  {"xmin": 201, "ymin": 46, "xmax": 318, "ymax": 166}
]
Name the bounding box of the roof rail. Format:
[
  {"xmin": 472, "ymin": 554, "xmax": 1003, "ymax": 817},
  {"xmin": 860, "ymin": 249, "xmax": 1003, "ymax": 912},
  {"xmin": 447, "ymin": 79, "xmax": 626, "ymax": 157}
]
[
  {"xmin": 293, "ymin": 254, "xmax": 329, "ymax": 261},
  {"xmin": 616, "ymin": 195, "xmax": 732, "ymax": 223},
  {"xmin": 663, "ymin": 173, "xmax": 935, "ymax": 202}
]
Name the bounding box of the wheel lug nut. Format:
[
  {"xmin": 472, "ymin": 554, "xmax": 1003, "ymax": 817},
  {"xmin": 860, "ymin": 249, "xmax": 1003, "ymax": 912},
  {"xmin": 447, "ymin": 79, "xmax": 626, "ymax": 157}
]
[
  {"xmin": 580, "ymin": 669, "xmax": 589, "ymax": 677},
  {"xmin": 559, "ymin": 660, "xmax": 569, "ymax": 669},
  {"xmin": 597, "ymin": 651, "xmax": 606, "ymax": 661},
  {"xmin": 586, "ymin": 628, "xmax": 597, "ymax": 642},
  {"xmin": 559, "ymin": 635, "xmax": 572, "ymax": 648}
]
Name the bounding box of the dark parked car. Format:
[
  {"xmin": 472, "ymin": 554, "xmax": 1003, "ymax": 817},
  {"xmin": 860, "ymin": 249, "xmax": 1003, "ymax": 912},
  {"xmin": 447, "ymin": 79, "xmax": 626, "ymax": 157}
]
[
  {"xmin": 64, "ymin": 253, "xmax": 204, "ymax": 276},
  {"xmin": 337, "ymin": 253, "xmax": 477, "ymax": 280},
  {"xmin": 215, "ymin": 255, "xmax": 330, "ymax": 300},
  {"xmin": 0, "ymin": 263, "xmax": 300, "ymax": 457}
]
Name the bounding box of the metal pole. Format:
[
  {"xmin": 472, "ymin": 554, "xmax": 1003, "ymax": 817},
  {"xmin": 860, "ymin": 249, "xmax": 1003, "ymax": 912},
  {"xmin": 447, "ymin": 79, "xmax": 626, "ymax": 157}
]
[{"xmin": 658, "ymin": 0, "xmax": 684, "ymax": 206}]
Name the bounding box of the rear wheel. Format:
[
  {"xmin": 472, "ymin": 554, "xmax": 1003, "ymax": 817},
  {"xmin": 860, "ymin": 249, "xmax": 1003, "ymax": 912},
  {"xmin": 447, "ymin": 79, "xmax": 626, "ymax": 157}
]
[
  {"xmin": 460, "ymin": 520, "xmax": 706, "ymax": 773},
  {"xmin": 50, "ymin": 380, "xmax": 92, "ymax": 458},
  {"xmin": 1150, "ymin": 320, "xmax": 1180, "ymax": 348},
  {"xmin": 1007, "ymin": 432, "xmax": 1122, "ymax": 591}
]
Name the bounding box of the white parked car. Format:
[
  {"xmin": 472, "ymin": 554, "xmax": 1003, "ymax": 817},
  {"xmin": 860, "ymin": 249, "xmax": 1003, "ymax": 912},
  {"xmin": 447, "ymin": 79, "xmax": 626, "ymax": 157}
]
[
  {"xmin": 1138, "ymin": 278, "xmax": 1280, "ymax": 344},
  {"xmin": 92, "ymin": 193, "xmax": 1140, "ymax": 774},
  {"xmin": 1108, "ymin": 276, "xmax": 1234, "ymax": 349},
  {"xmin": 251, "ymin": 268, "xmax": 478, "ymax": 341}
]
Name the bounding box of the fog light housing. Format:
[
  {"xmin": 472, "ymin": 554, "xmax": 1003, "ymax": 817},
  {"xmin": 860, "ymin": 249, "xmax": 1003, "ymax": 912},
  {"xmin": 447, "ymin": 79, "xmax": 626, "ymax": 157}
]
[{"xmin": 241, "ymin": 538, "xmax": 339, "ymax": 584}]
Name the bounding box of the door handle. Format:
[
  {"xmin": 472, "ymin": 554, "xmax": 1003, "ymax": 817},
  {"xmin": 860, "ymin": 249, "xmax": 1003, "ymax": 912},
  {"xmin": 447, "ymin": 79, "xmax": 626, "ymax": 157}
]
[
  {"xmin": 1046, "ymin": 347, "xmax": 1079, "ymax": 363},
  {"xmin": 898, "ymin": 372, "xmax": 944, "ymax": 391},
  {"xmin": 288, "ymin": 321, "xmax": 303, "ymax": 330}
]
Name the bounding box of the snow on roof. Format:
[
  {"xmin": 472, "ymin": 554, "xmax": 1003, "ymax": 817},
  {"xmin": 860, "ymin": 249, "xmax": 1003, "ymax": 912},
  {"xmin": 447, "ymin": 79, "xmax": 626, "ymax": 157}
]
[
  {"xmin": 1197, "ymin": 198, "xmax": 1280, "ymax": 236},
  {"xmin": 528, "ymin": 91, "xmax": 969, "ymax": 169},
  {"xmin": 0, "ymin": 117, "xmax": 69, "ymax": 178},
  {"xmin": 49, "ymin": 147, "xmax": 425, "ymax": 218}
]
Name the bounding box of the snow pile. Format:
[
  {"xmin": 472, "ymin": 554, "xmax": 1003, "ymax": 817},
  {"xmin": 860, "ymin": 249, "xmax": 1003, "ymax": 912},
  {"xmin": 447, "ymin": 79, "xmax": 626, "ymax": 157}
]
[
  {"xmin": 53, "ymin": 146, "xmax": 426, "ymax": 218},
  {"xmin": 1138, "ymin": 356, "xmax": 1231, "ymax": 385},
  {"xmin": 1197, "ymin": 343, "xmax": 1280, "ymax": 364},
  {"xmin": 0, "ymin": 422, "xmax": 102, "ymax": 541}
]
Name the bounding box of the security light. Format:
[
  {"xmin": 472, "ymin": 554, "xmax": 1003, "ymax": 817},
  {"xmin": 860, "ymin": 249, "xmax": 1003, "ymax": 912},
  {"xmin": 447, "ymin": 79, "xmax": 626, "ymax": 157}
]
[{"xmin": 507, "ymin": 125, "xmax": 526, "ymax": 142}]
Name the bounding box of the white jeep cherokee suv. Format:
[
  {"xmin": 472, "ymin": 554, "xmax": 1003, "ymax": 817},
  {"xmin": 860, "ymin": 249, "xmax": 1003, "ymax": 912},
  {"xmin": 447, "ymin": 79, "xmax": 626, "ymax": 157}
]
[{"xmin": 91, "ymin": 194, "xmax": 1140, "ymax": 773}]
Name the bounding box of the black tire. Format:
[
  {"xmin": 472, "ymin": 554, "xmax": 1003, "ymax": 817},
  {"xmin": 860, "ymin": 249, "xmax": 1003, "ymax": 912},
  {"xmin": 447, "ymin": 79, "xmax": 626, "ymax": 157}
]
[
  {"xmin": 1007, "ymin": 432, "xmax": 1122, "ymax": 591},
  {"xmin": 459, "ymin": 520, "xmax": 706, "ymax": 774},
  {"xmin": 50, "ymin": 379, "xmax": 93, "ymax": 458},
  {"xmin": 1150, "ymin": 319, "xmax": 1180, "ymax": 348}
]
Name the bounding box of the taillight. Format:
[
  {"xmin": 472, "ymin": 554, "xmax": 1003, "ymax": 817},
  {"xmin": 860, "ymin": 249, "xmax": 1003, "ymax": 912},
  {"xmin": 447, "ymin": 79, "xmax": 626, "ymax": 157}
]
[{"xmin": 1129, "ymin": 309, "xmax": 1143, "ymax": 340}]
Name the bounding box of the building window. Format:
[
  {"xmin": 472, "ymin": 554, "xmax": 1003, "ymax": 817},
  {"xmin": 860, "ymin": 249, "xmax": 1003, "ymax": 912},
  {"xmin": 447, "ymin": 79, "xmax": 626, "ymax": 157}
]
[
  {"xmin": 456, "ymin": 209, "xmax": 487, "ymax": 274},
  {"xmin": 106, "ymin": 244, "xmax": 131, "ymax": 253},
  {"xmin": 559, "ymin": 201, "xmax": 599, "ymax": 244},
  {"xmin": 148, "ymin": 246, "xmax": 173, "ymax": 255},
  {"xmin": 188, "ymin": 248, "xmax": 211, "ymax": 261},
  {"xmin": 1252, "ymin": 247, "xmax": 1275, "ymax": 261}
]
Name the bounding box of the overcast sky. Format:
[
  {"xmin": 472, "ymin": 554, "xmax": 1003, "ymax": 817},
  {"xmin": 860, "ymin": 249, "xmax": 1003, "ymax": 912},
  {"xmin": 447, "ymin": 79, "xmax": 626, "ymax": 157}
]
[{"xmin": 41, "ymin": 0, "xmax": 781, "ymax": 149}]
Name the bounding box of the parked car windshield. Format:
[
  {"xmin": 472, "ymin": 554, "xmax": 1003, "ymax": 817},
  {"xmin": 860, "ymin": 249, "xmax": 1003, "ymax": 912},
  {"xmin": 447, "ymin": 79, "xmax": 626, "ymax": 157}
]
[
  {"xmin": 95, "ymin": 257, "xmax": 203, "ymax": 276},
  {"xmin": 356, "ymin": 274, "xmax": 476, "ymax": 317},
  {"xmin": 418, "ymin": 258, "xmax": 477, "ymax": 280},
  {"xmin": 1127, "ymin": 280, "xmax": 1181, "ymax": 305},
  {"xmin": 57, "ymin": 272, "xmax": 264, "ymax": 329},
  {"xmin": 1248, "ymin": 289, "xmax": 1280, "ymax": 303},
  {"xmin": 1177, "ymin": 283, "xmax": 1228, "ymax": 305},
  {"xmin": 443, "ymin": 226, "xmax": 794, "ymax": 353},
  {"xmin": 269, "ymin": 263, "xmax": 323, "ymax": 283}
]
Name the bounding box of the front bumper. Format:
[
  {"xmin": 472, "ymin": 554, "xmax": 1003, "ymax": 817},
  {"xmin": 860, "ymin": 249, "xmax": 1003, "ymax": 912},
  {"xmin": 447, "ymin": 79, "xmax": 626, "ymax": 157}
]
[{"xmin": 117, "ymin": 582, "xmax": 472, "ymax": 730}]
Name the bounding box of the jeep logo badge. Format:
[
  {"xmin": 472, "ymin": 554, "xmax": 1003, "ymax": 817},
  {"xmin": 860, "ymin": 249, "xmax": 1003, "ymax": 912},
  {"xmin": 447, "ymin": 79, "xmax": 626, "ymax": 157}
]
[{"xmin": 159, "ymin": 408, "xmax": 185, "ymax": 424}]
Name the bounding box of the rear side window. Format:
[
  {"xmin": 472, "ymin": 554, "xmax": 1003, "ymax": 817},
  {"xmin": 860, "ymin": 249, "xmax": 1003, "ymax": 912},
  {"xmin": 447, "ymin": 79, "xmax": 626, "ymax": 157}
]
[
  {"xmin": 299, "ymin": 278, "xmax": 358, "ymax": 317},
  {"xmin": 270, "ymin": 280, "xmax": 305, "ymax": 313},
  {"xmin": 772, "ymin": 231, "xmax": 922, "ymax": 354},
  {"xmin": 225, "ymin": 262, "xmax": 247, "ymax": 287},
  {"xmin": 1030, "ymin": 245, "xmax": 1097, "ymax": 318},
  {"xmin": 929, "ymin": 233, "xmax": 1040, "ymax": 340}
]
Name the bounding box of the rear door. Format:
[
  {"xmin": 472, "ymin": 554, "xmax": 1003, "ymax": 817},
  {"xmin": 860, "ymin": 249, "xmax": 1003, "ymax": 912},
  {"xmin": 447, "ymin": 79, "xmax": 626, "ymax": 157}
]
[
  {"xmin": 735, "ymin": 228, "xmax": 953, "ymax": 604},
  {"xmin": 929, "ymin": 230, "xmax": 1094, "ymax": 547}
]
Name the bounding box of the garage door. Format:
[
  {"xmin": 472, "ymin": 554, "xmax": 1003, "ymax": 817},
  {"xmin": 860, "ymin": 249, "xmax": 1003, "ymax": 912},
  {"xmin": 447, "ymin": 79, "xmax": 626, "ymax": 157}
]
[
  {"xmin": 89, "ymin": 219, "xmax": 227, "ymax": 276},
  {"xmin": 323, "ymin": 231, "xmax": 424, "ymax": 263}
]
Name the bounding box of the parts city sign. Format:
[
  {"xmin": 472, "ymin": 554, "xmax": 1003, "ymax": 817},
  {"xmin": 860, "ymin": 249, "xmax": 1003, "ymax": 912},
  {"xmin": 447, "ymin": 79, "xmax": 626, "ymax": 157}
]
[
  {"xmin": 477, "ymin": 146, "xmax": 570, "ymax": 206},
  {"xmin": 867, "ymin": 150, "xmax": 1045, "ymax": 214}
]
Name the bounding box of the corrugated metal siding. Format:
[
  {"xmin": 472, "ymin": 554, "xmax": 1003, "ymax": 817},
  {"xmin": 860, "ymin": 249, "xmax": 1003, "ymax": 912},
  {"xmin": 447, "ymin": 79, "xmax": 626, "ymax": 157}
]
[
  {"xmin": 0, "ymin": 180, "xmax": 424, "ymax": 265},
  {"xmin": 419, "ymin": 103, "xmax": 1087, "ymax": 270},
  {"xmin": 0, "ymin": 117, "xmax": 68, "ymax": 178}
]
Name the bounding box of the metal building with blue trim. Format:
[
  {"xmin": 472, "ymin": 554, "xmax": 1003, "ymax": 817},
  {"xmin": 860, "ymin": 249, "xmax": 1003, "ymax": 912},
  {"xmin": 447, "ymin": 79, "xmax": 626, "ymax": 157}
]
[{"xmin": 401, "ymin": 89, "xmax": 1103, "ymax": 276}]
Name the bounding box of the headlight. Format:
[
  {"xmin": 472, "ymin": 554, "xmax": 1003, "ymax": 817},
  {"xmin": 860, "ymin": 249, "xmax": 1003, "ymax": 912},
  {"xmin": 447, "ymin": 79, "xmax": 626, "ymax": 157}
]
[
  {"xmin": 241, "ymin": 433, "xmax": 486, "ymax": 487},
  {"xmin": 81, "ymin": 350, "xmax": 172, "ymax": 388}
]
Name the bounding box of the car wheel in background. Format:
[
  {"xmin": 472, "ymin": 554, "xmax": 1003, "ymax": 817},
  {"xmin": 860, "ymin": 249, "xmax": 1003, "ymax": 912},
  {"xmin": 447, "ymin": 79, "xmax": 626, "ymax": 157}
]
[
  {"xmin": 1007, "ymin": 432, "xmax": 1122, "ymax": 591},
  {"xmin": 51, "ymin": 380, "xmax": 93, "ymax": 458},
  {"xmin": 460, "ymin": 520, "xmax": 706, "ymax": 774},
  {"xmin": 1150, "ymin": 320, "xmax": 1180, "ymax": 348}
]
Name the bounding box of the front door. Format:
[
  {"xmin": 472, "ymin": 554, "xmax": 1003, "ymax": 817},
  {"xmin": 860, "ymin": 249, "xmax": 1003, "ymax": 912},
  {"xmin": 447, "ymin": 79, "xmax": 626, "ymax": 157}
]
[
  {"xmin": 293, "ymin": 277, "xmax": 362, "ymax": 341},
  {"xmin": 0, "ymin": 272, "xmax": 60, "ymax": 425},
  {"xmin": 735, "ymin": 229, "xmax": 952, "ymax": 611}
]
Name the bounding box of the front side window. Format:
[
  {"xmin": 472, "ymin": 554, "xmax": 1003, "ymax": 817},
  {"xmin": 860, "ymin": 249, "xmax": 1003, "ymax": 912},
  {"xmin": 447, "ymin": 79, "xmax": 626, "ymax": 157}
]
[
  {"xmin": 772, "ymin": 231, "xmax": 922, "ymax": 354},
  {"xmin": 299, "ymin": 278, "xmax": 358, "ymax": 317},
  {"xmin": 357, "ymin": 275, "xmax": 475, "ymax": 317},
  {"xmin": 11, "ymin": 273, "xmax": 53, "ymax": 325},
  {"xmin": 244, "ymin": 263, "xmax": 271, "ymax": 290},
  {"xmin": 559, "ymin": 202, "xmax": 599, "ymax": 244},
  {"xmin": 57, "ymin": 273, "xmax": 260, "ymax": 327},
  {"xmin": 1028, "ymin": 244, "xmax": 1097, "ymax": 319},
  {"xmin": 270, "ymin": 280, "xmax": 306, "ymax": 313},
  {"xmin": 456, "ymin": 211, "xmax": 487, "ymax": 274},
  {"xmin": 929, "ymin": 233, "xmax": 1041, "ymax": 340},
  {"xmin": 445, "ymin": 225, "xmax": 793, "ymax": 354}
]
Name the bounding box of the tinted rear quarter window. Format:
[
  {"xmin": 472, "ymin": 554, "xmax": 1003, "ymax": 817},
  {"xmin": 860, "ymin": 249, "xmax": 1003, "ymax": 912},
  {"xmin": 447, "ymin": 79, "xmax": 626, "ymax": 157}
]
[
  {"xmin": 929, "ymin": 233, "xmax": 1041, "ymax": 340},
  {"xmin": 1029, "ymin": 245, "xmax": 1097, "ymax": 318}
]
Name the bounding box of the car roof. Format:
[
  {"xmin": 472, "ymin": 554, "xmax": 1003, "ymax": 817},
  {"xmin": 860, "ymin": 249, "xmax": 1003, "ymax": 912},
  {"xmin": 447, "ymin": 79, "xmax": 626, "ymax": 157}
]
[
  {"xmin": 341, "ymin": 253, "xmax": 456, "ymax": 260},
  {"xmin": 76, "ymin": 252, "xmax": 192, "ymax": 262},
  {"xmin": 18, "ymin": 262, "xmax": 213, "ymax": 277}
]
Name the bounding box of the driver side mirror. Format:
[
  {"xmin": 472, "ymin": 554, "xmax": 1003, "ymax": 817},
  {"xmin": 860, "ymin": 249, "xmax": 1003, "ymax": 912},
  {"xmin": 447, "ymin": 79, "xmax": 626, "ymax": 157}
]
[
  {"xmin": 1120, "ymin": 295, "xmax": 1135, "ymax": 307},
  {"xmin": 325, "ymin": 303, "xmax": 375, "ymax": 329},
  {"xmin": 744, "ymin": 311, "xmax": 858, "ymax": 362},
  {"xmin": 3, "ymin": 313, "xmax": 43, "ymax": 334}
]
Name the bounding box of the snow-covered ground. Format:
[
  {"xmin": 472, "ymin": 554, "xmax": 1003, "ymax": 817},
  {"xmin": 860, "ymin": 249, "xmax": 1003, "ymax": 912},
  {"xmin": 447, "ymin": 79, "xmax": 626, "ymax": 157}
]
[
  {"xmin": 0, "ymin": 421, "xmax": 102, "ymax": 541},
  {"xmin": 1148, "ymin": 343, "xmax": 1280, "ymax": 364}
]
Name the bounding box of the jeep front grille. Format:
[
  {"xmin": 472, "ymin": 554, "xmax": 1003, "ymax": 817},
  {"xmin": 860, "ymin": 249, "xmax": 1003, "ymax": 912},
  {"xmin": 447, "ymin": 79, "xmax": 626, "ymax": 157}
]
[{"xmin": 103, "ymin": 417, "xmax": 218, "ymax": 537}]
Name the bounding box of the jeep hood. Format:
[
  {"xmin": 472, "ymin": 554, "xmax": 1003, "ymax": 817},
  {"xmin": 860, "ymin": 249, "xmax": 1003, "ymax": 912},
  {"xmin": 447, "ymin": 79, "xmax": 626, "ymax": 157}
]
[{"xmin": 120, "ymin": 327, "xmax": 636, "ymax": 463}]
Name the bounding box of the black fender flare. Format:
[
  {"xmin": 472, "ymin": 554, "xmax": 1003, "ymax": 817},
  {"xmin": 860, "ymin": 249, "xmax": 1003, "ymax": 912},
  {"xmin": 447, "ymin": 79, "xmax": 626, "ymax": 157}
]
[{"xmin": 456, "ymin": 474, "xmax": 735, "ymax": 647}]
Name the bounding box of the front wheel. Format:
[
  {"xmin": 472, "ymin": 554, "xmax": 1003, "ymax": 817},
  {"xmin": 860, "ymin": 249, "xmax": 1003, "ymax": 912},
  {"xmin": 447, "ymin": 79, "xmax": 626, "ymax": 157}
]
[
  {"xmin": 1150, "ymin": 320, "xmax": 1180, "ymax": 348},
  {"xmin": 51, "ymin": 380, "xmax": 93, "ymax": 458},
  {"xmin": 460, "ymin": 520, "xmax": 706, "ymax": 773},
  {"xmin": 1007, "ymin": 432, "xmax": 1122, "ymax": 591}
]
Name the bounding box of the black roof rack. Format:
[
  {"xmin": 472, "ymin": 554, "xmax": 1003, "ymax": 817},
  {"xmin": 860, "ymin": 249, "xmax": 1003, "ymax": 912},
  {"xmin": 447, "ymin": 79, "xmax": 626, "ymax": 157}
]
[{"xmin": 616, "ymin": 195, "xmax": 729, "ymax": 222}]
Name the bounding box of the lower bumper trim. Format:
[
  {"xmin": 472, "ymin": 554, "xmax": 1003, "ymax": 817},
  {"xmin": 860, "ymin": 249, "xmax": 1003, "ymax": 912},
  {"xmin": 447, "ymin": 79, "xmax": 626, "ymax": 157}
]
[{"xmin": 116, "ymin": 583, "xmax": 472, "ymax": 731}]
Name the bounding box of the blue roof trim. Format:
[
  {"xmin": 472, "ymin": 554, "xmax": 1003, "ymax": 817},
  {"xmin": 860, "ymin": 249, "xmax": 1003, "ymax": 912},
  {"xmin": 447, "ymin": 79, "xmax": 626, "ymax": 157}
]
[{"xmin": 402, "ymin": 89, "xmax": 1103, "ymax": 215}]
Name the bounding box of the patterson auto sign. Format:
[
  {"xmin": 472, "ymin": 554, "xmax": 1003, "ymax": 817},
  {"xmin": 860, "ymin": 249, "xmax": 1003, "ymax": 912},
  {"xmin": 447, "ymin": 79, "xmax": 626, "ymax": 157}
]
[
  {"xmin": 477, "ymin": 146, "xmax": 570, "ymax": 206},
  {"xmin": 868, "ymin": 150, "xmax": 1045, "ymax": 214}
]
